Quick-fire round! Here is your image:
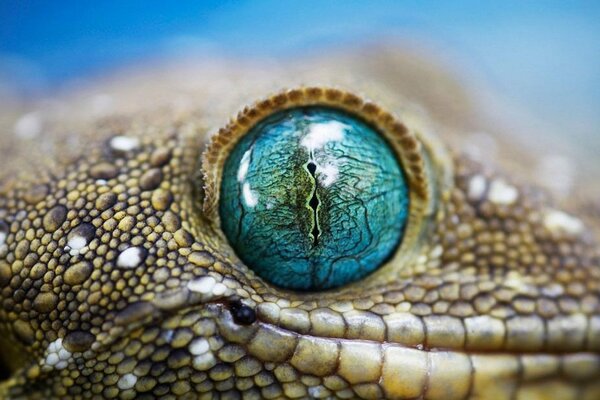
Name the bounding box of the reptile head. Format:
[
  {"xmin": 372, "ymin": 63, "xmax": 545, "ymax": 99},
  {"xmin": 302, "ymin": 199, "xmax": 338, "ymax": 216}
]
[{"xmin": 0, "ymin": 53, "xmax": 598, "ymax": 399}]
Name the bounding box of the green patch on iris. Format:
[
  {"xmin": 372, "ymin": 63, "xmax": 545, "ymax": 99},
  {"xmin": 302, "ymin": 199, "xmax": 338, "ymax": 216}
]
[{"xmin": 220, "ymin": 107, "xmax": 409, "ymax": 290}]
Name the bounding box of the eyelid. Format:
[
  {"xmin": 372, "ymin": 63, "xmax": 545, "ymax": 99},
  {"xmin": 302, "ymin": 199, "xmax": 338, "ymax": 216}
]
[{"xmin": 200, "ymin": 86, "xmax": 452, "ymax": 288}]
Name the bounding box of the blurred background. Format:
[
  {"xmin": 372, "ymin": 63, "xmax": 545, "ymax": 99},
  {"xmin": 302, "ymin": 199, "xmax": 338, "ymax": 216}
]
[{"xmin": 0, "ymin": 1, "xmax": 598, "ymax": 155}]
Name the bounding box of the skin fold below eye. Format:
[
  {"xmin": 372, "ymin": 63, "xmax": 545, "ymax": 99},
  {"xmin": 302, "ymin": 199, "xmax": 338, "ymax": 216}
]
[{"xmin": 219, "ymin": 106, "xmax": 410, "ymax": 290}]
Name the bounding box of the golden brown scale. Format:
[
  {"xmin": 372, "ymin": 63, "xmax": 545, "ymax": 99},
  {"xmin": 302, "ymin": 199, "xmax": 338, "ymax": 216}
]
[{"xmin": 0, "ymin": 48, "xmax": 599, "ymax": 399}]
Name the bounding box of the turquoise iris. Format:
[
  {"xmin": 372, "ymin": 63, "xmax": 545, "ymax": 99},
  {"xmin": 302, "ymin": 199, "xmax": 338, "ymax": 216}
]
[{"xmin": 220, "ymin": 107, "xmax": 409, "ymax": 290}]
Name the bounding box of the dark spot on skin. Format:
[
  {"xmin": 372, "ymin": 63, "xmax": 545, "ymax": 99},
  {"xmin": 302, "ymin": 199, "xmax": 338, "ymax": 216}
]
[
  {"xmin": 230, "ymin": 300, "xmax": 256, "ymax": 325},
  {"xmin": 68, "ymin": 223, "xmax": 96, "ymax": 244},
  {"xmin": 63, "ymin": 330, "xmax": 95, "ymax": 353},
  {"xmin": 150, "ymin": 147, "xmax": 172, "ymax": 167},
  {"xmin": 167, "ymin": 349, "xmax": 190, "ymax": 370},
  {"xmin": 90, "ymin": 162, "xmax": 119, "ymax": 180},
  {"xmin": 43, "ymin": 205, "xmax": 67, "ymax": 232},
  {"xmin": 140, "ymin": 168, "xmax": 164, "ymax": 191}
]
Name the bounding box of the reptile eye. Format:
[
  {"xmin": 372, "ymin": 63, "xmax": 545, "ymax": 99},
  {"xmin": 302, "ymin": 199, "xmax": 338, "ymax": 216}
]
[
  {"xmin": 218, "ymin": 106, "xmax": 409, "ymax": 290},
  {"xmin": 202, "ymin": 88, "xmax": 436, "ymax": 291}
]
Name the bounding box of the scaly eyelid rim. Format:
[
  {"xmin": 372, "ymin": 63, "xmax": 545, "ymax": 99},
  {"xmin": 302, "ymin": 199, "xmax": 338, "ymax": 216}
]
[
  {"xmin": 203, "ymin": 86, "xmax": 430, "ymax": 215},
  {"xmin": 200, "ymin": 86, "xmax": 449, "ymax": 282}
]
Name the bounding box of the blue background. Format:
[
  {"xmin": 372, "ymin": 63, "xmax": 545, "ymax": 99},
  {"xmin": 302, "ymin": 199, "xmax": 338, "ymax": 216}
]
[{"xmin": 1, "ymin": 1, "xmax": 598, "ymax": 145}]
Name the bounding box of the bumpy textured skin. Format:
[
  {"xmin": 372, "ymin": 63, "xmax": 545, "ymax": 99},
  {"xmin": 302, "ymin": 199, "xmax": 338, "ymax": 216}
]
[{"xmin": 0, "ymin": 49, "xmax": 599, "ymax": 399}]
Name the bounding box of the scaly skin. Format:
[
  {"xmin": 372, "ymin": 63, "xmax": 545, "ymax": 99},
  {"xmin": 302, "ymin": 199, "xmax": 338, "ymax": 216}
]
[{"xmin": 0, "ymin": 50, "xmax": 599, "ymax": 399}]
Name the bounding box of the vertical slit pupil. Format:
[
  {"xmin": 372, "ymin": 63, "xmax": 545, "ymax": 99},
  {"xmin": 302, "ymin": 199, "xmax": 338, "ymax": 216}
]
[{"xmin": 307, "ymin": 161, "xmax": 320, "ymax": 246}]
